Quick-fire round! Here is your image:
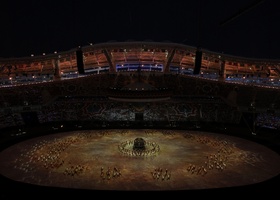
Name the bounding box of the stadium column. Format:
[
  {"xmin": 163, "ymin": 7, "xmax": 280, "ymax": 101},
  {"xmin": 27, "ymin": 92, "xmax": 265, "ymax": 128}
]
[
  {"xmin": 219, "ymin": 60, "xmax": 226, "ymax": 81},
  {"xmin": 76, "ymin": 47, "xmax": 85, "ymax": 74},
  {"xmin": 53, "ymin": 58, "xmax": 61, "ymax": 80},
  {"xmin": 103, "ymin": 49, "xmax": 116, "ymax": 73},
  {"xmin": 164, "ymin": 48, "xmax": 176, "ymax": 73},
  {"xmin": 193, "ymin": 48, "xmax": 202, "ymax": 75}
]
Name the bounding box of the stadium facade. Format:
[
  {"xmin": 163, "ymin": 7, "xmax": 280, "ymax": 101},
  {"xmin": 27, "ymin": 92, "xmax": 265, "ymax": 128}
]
[{"xmin": 0, "ymin": 41, "xmax": 279, "ymax": 132}]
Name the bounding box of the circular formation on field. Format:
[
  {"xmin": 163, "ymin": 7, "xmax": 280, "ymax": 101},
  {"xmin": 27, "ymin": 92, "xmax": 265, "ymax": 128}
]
[{"xmin": 118, "ymin": 137, "xmax": 160, "ymax": 157}]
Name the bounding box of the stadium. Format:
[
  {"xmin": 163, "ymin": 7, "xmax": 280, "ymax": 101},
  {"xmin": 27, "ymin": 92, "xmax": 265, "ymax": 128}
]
[{"xmin": 0, "ymin": 41, "xmax": 280, "ymax": 197}]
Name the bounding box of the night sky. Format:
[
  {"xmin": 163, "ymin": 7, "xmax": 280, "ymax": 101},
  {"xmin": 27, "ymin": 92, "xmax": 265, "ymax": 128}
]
[{"xmin": 0, "ymin": 0, "xmax": 279, "ymax": 59}]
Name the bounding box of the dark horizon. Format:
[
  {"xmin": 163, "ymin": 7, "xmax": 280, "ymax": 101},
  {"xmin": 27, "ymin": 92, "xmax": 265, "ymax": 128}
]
[{"xmin": 1, "ymin": 0, "xmax": 279, "ymax": 59}]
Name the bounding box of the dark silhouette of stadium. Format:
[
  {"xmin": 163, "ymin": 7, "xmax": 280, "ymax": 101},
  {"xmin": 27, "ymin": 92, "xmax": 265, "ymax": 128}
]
[{"xmin": 0, "ymin": 41, "xmax": 279, "ymax": 198}]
